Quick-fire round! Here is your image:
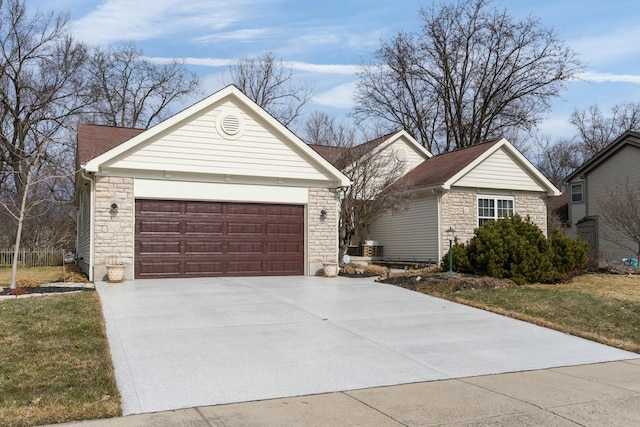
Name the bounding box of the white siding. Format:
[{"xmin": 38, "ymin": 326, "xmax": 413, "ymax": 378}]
[
  {"xmin": 369, "ymin": 193, "xmax": 439, "ymax": 262},
  {"xmin": 134, "ymin": 179, "xmax": 308, "ymax": 204},
  {"xmin": 454, "ymin": 147, "xmax": 547, "ymax": 192},
  {"xmin": 586, "ymin": 145, "xmax": 640, "ymax": 262},
  {"xmin": 387, "ymin": 138, "xmax": 428, "ymax": 173},
  {"xmin": 106, "ymin": 100, "xmax": 328, "ymax": 181}
]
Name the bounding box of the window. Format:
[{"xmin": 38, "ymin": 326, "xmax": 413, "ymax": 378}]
[
  {"xmin": 478, "ymin": 196, "xmax": 514, "ymax": 227},
  {"xmin": 571, "ymin": 183, "xmax": 583, "ymax": 203}
]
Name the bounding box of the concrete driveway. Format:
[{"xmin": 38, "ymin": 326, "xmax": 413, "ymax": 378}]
[{"xmin": 97, "ymin": 276, "xmax": 637, "ymax": 415}]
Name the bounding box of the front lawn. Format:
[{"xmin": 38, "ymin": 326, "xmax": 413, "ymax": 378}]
[
  {"xmin": 385, "ymin": 273, "xmax": 640, "ymax": 354},
  {"xmin": 0, "ymin": 292, "xmax": 120, "ymax": 426}
]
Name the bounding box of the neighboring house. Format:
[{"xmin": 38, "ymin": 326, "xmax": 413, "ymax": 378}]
[
  {"xmin": 357, "ymin": 138, "xmax": 559, "ymax": 263},
  {"xmin": 75, "ymin": 85, "xmax": 349, "ymax": 281},
  {"xmin": 565, "ymin": 130, "xmax": 640, "ymax": 264},
  {"xmin": 309, "ymin": 130, "xmax": 432, "ymax": 248}
]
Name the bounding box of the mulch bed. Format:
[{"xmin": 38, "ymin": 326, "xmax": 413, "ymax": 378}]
[
  {"xmin": 381, "ymin": 273, "xmax": 513, "ymax": 291},
  {"xmin": 1, "ymin": 286, "xmax": 95, "ymax": 296}
]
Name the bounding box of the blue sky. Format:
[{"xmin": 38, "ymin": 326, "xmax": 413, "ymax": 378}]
[{"xmin": 34, "ymin": 0, "xmax": 640, "ymax": 139}]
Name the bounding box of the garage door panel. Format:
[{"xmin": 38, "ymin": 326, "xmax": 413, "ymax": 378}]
[
  {"xmin": 185, "ymin": 202, "xmax": 224, "ymax": 215},
  {"xmin": 138, "ymin": 241, "xmax": 181, "ymax": 255},
  {"xmin": 185, "ymin": 221, "xmax": 224, "ymax": 234},
  {"xmin": 227, "ymin": 260, "xmax": 264, "ymax": 274},
  {"xmin": 268, "ymin": 260, "xmax": 303, "ymax": 274},
  {"xmin": 185, "ymin": 260, "xmax": 224, "ymax": 275},
  {"xmin": 267, "ymin": 242, "xmax": 302, "ymax": 255},
  {"xmin": 227, "ymin": 204, "xmax": 264, "ymax": 216},
  {"xmin": 185, "ymin": 241, "xmax": 224, "ymax": 255},
  {"xmin": 138, "ymin": 200, "xmax": 183, "ymax": 215},
  {"xmin": 227, "ymin": 222, "xmax": 265, "ymax": 235},
  {"xmin": 135, "ymin": 200, "xmax": 304, "ymax": 279},
  {"xmin": 227, "ymin": 242, "xmax": 264, "ymax": 254},
  {"xmin": 267, "ymin": 223, "xmax": 303, "ymax": 235},
  {"xmin": 137, "ymin": 261, "xmax": 182, "ymax": 277},
  {"xmin": 137, "ymin": 220, "xmax": 181, "ymax": 234}
]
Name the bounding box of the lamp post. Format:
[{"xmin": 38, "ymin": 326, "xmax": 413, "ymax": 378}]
[{"xmin": 446, "ymin": 226, "xmax": 456, "ymax": 274}]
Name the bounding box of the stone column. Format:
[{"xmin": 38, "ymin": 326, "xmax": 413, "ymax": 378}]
[
  {"xmin": 93, "ymin": 176, "xmax": 134, "ymax": 280},
  {"xmin": 308, "ymin": 187, "xmax": 340, "ymax": 275}
]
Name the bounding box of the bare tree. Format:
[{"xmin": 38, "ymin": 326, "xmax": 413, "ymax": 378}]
[
  {"xmin": 534, "ymin": 101, "xmax": 640, "ymax": 188},
  {"xmin": 226, "ymin": 51, "xmax": 313, "ymax": 128},
  {"xmin": 570, "ymin": 102, "xmax": 640, "ymax": 159},
  {"xmin": 306, "ymin": 117, "xmax": 411, "ymax": 256},
  {"xmin": 0, "ymin": 0, "xmax": 89, "ymax": 289},
  {"xmin": 598, "ymin": 178, "xmax": 640, "ymax": 259},
  {"xmin": 533, "ymin": 135, "xmax": 582, "ymax": 191},
  {"xmin": 86, "ymin": 43, "xmax": 201, "ymax": 129},
  {"xmin": 354, "ymin": 0, "xmax": 582, "ymax": 153}
]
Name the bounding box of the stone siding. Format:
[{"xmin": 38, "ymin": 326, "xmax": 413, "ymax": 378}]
[
  {"xmin": 440, "ymin": 191, "xmax": 548, "ymax": 258},
  {"xmin": 93, "ymin": 176, "xmax": 134, "ymax": 280},
  {"xmin": 308, "ymin": 187, "xmax": 340, "ymax": 275},
  {"xmin": 440, "ymin": 192, "xmax": 477, "ymax": 256},
  {"xmin": 514, "ymin": 194, "xmax": 548, "ymax": 236}
]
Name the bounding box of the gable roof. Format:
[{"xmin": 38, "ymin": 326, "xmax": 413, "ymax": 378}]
[
  {"xmin": 77, "ymin": 124, "xmax": 145, "ymax": 167},
  {"xmin": 309, "ymin": 129, "xmax": 431, "ymax": 168},
  {"xmin": 79, "ymin": 85, "xmax": 350, "ymax": 187},
  {"xmin": 397, "ymin": 138, "xmax": 559, "ymax": 195},
  {"xmin": 566, "ymin": 130, "xmax": 640, "ymax": 181}
]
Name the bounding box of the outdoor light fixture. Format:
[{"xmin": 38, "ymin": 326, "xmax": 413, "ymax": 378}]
[
  {"xmin": 320, "ymin": 209, "xmax": 327, "ymax": 220},
  {"xmin": 446, "ymin": 226, "xmax": 456, "ymax": 274},
  {"xmin": 110, "ymin": 203, "xmax": 118, "ymax": 215}
]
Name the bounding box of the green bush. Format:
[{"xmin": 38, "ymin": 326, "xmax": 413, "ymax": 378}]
[
  {"xmin": 549, "ymin": 228, "xmax": 588, "ymax": 276},
  {"xmin": 441, "ymin": 215, "xmax": 587, "ymax": 285},
  {"xmin": 440, "ymin": 240, "xmax": 470, "ymax": 272}
]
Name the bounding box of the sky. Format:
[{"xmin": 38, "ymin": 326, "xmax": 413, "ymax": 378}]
[{"xmin": 33, "ymin": 0, "xmax": 640, "ymax": 141}]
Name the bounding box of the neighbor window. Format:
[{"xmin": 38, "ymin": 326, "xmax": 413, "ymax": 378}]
[
  {"xmin": 571, "ymin": 183, "xmax": 583, "ymax": 203},
  {"xmin": 478, "ymin": 196, "xmax": 514, "ymax": 227}
]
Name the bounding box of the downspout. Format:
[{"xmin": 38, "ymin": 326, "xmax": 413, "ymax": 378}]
[{"xmin": 80, "ymin": 169, "xmax": 95, "ymax": 282}]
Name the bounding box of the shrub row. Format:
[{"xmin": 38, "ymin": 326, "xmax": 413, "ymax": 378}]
[{"xmin": 441, "ymin": 214, "xmax": 587, "ymax": 285}]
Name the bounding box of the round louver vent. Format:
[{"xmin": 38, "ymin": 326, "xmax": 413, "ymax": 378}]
[
  {"xmin": 221, "ymin": 114, "xmax": 240, "ymax": 135},
  {"xmin": 216, "ymin": 108, "xmax": 245, "ymax": 140}
]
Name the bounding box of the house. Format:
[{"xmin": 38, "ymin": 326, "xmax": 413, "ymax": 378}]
[
  {"xmin": 309, "ymin": 130, "xmax": 433, "ymax": 250},
  {"xmin": 565, "ymin": 130, "xmax": 640, "ymax": 264},
  {"xmin": 75, "ymin": 85, "xmax": 349, "ymax": 281},
  {"xmin": 354, "ymin": 138, "xmax": 559, "ymax": 263}
]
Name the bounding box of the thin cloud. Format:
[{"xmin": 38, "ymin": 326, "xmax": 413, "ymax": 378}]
[
  {"xmin": 148, "ymin": 56, "xmax": 360, "ymax": 75},
  {"xmin": 72, "ymin": 0, "xmax": 255, "ymax": 44},
  {"xmin": 194, "ymin": 29, "xmax": 272, "ymax": 44},
  {"xmin": 570, "ymin": 26, "xmax": 640, "ymax": 66},
  {"xmin": 579, "ymin": 71, "xmax": 640, "ymax": 84},
  {"xmin": 314, "ymin": 81, "xmax": 358, "ymax": 109}
]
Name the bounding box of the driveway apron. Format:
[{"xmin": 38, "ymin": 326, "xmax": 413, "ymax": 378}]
[{"xmin": 96, "ymin": 276, "xmax": 638, "ymax": 415}]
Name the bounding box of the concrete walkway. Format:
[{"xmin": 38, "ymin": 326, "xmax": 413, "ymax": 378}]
[
  {"xmin": 94, "ymin": 276, "xmax": 637, "ymax": 418},
  {"xmin": 52, "ymin": 359, "xmax": 640, "ymax": 426}
]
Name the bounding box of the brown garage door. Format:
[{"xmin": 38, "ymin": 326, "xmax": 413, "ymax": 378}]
[{"xmin": 135, "ymin": 200, "xmax": 304, "ymax": 279}]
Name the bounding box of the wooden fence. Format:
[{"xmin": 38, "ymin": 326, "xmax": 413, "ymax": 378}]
[{"xmin": 0, "ymin": 248, "xmax": 68, "ymax": 269}]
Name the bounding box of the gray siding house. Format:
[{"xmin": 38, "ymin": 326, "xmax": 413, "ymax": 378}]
[{"xmin": 566, "ymin": 130, "xmax": 640, "ymax": 264}]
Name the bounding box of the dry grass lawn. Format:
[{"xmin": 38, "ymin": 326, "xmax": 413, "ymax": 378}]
[
  {"xmin": 0, "ymin": 265, "xmax": 88, "ymax": 287},
  {"xmin": 387, "ymin": 273, "xmax": 640, "ymax": 354},
  {"xmin": 0, "ymin": 292, "xmax": 120, "ymax": 426}
]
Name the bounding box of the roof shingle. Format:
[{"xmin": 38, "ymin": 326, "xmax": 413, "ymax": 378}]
[{"xmin": 77, "ymin": 123, "xmax": 145, "ymax": 167}]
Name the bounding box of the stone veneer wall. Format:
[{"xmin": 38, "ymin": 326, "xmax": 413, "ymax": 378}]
[
  {"xmin": 93, "ymin": 176, "xmax": 134, "ymax": 280},
  {"xmin": 440, "ymin": 192, "xmax": 476, "ymax": 256},
  {"xmin": 308, "ymin": 187, "xmax": 340, "ymax": 275},
  {"xmin": 439, "ymin": 191, "xmax": 549, "ymax": 258},
  {"xmin": 514, "ymin": 195, "xmax": 548, "ymax": 236}
]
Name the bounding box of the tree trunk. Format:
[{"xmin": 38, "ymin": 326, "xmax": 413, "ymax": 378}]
[{"xmin": 10, "ymin": 174, "xmax": 30, "ymax": 290}]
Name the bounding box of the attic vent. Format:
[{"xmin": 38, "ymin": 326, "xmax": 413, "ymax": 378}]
[
  {"xmin": 221, "ymin": 115, "xmax": 240, "ymax": 135},
  {"xmin": 216, "ymin": 109, "xmax": 245, "ymax": 140}
]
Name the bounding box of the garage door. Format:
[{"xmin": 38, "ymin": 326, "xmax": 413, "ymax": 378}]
[{"xmin": 135, "ymin": 200, "xmax": 304, "ymax": 278}]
